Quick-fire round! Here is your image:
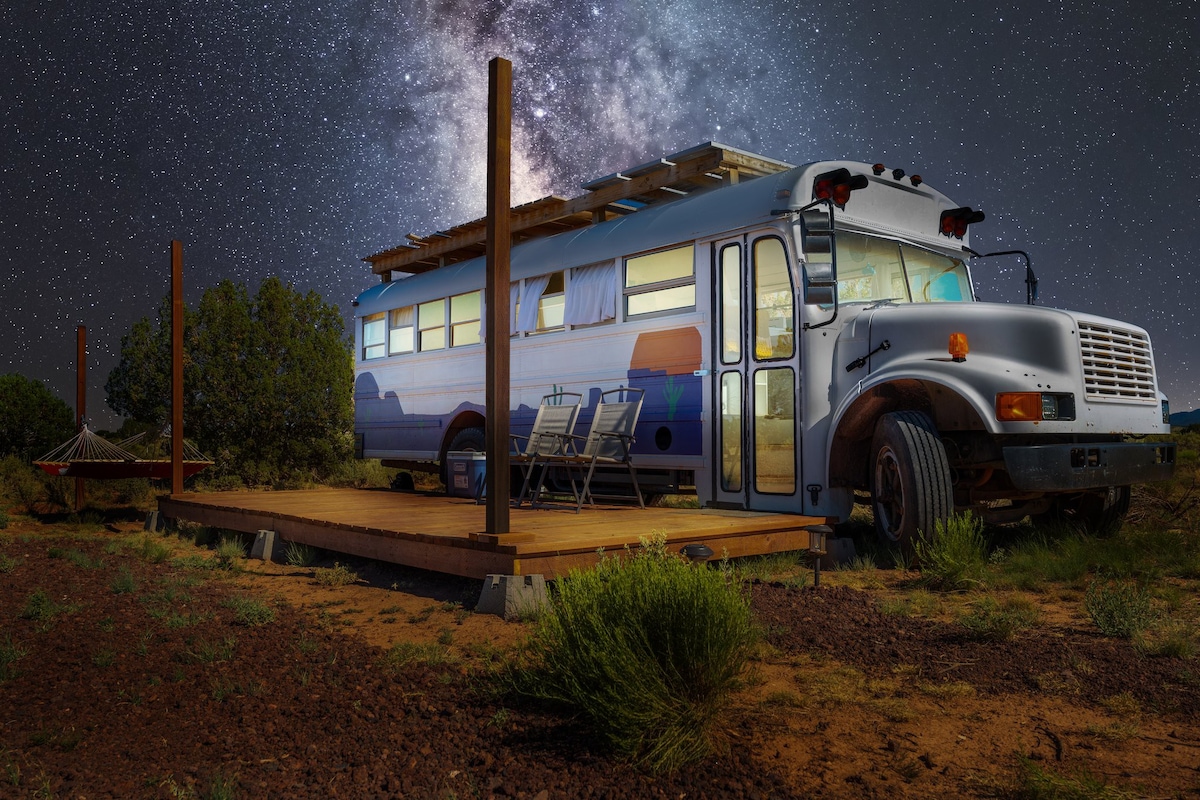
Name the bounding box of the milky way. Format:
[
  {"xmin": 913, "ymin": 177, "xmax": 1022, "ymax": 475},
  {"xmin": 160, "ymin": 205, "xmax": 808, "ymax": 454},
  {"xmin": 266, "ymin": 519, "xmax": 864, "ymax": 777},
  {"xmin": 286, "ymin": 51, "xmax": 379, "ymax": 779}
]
[{"xmin": 2, "ymin": 0, "xmax": 1197, "ymax": 425}]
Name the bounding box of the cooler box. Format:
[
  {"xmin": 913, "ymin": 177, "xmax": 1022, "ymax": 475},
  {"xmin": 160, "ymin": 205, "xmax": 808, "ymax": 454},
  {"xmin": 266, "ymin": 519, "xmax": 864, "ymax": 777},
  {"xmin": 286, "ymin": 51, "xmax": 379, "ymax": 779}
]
[{"xmin": 446, "ymin": 451, "xmax": 486, "ymax": 499}]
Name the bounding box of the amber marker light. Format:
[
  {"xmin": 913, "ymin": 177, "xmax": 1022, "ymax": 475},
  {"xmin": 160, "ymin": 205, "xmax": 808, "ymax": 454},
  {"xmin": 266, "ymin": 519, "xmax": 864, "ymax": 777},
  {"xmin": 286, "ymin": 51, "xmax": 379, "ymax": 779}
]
[
  {"xmin": 948, "ymin": 332, "xmax": 969, "ymax": 362},
  {"xmin": 996, "ymin": 392, "xmax": 1043, "ymax": 421}
]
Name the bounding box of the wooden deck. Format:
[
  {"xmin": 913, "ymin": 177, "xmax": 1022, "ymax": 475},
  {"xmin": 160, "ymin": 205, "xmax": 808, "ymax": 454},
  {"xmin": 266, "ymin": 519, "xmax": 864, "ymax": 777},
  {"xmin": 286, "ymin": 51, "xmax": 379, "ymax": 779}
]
[{"xmin": 157, "ymin": 488, "xmax": 825, "ymax": 579}]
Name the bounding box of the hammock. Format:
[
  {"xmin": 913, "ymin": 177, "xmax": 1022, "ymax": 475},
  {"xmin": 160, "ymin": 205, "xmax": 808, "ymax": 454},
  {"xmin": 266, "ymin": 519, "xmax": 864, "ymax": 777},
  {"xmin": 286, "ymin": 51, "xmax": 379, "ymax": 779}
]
[{"xmin": 34, "ymin": 426, "xmax": 213, "ymax": 479}]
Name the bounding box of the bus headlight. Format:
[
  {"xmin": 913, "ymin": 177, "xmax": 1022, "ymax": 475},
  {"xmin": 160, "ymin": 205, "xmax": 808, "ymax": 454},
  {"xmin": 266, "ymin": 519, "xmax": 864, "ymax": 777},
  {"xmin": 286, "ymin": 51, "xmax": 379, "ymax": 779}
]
[{"xmin": 996, "ymin": 392, "xmax": 1076, "ymax": 422}]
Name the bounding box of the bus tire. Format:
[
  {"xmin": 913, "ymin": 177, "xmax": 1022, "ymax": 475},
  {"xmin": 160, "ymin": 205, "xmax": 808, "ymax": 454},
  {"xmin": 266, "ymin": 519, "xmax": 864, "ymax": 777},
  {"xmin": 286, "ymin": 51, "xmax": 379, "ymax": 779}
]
[
  {"xmin": 871, "ymin": 410, "xmax": 953, "ymax": 550},
  {"xmin": 441, "ymin": 427, "xmax": 486, "ymax": 487},
  {"xmin": 1032, "ymin": 486, "xmax": 1130, "ymax": 538}
]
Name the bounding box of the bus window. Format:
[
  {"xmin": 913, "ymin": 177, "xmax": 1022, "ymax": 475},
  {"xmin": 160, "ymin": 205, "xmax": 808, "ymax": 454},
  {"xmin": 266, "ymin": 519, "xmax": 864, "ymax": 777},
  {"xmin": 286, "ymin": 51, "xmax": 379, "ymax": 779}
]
[
  {"xmin": 450, "ymin": 291, "xmax": 481, "ymax": 346},
  {"xmin": 719, "ymin": 244, "xmax": 741, "ymax": 364},
  {"xmin": 836, "ymin": 233, "xmax": 906, "ymax": 304},
  {"xmin": 537, "ymin": 272, "xmax": 565, "ymax": 332},
  {"xmin": 624, "ymin": 245, "xmax": 695, "ymax": 317},
  {"xmin": 362, "ymin": 313, "xmax": 386, "ymax": 360},
  {"xmin": 753, "ymin": 237, "xmax": 793, "ymax": 361},
  {"xmin": 900, "ymin": 245, "xmax": 971, "ymax": 302},
  {"xmin": 389, "ymin": 307, "xmax": 414, "ymax": 355},
  {"xmin": 418, "ymin": 299, "xmax": 446, "ymax": 351}
]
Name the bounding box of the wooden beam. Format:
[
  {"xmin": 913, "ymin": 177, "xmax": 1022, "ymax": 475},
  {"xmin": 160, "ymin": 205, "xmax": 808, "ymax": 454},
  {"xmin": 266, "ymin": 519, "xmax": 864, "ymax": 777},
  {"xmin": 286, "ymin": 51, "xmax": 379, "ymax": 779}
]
[
  {"xmin": 171, "ymin": 240, "xmax": 184, "ymax": 495},
  {"xmin": 484, "ymin": 57, "xmax": 511, "ymax": 535},
  {"xmin": 366, "ymin": 144, "xmax": 793, "ymax": 277},
  {"xmin": 75, "ymin": 324, "xmax": 86, "ymax": 512}
]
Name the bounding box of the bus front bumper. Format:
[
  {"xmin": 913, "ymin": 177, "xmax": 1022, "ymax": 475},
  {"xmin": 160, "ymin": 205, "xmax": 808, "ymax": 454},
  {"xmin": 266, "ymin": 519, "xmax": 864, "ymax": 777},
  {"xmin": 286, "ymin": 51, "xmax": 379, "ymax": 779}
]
[{"xmin": 1003, "ymin": 442, "xmax": 1176, "ymax": 492}]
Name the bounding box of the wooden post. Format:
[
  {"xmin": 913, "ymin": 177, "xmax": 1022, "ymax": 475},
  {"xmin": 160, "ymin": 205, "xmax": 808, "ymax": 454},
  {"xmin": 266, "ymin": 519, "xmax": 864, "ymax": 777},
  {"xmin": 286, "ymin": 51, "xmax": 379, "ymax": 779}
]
[
  {"xmin": 171, "ymin": 241, "xmax": 184, "ymax": 496},
  {"xmin": 484, "ymin": 57, "xmax": 512, "ymax": 534},
  {"xmin": 75, "ymin": 324, "xmax": 86, "ymax": 512}
]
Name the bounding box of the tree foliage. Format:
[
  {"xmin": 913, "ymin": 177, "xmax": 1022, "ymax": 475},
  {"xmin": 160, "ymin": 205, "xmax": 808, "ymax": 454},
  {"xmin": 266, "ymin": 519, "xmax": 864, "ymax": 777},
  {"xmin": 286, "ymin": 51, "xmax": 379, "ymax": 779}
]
[
  {"xmin": 0, "ymin": 373, "xmax": 76, "ymax": 461},
  {"xmin": 105, "ymin": 277, "xmax": 354, "ymax": 484}
]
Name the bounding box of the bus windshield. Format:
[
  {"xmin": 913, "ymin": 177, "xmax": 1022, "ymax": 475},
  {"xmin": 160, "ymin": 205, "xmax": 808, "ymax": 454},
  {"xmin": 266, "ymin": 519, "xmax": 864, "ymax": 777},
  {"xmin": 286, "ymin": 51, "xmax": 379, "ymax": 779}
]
[{"xmin": 835, "ymin": 231, "xmax": 972, "ymax": 304}]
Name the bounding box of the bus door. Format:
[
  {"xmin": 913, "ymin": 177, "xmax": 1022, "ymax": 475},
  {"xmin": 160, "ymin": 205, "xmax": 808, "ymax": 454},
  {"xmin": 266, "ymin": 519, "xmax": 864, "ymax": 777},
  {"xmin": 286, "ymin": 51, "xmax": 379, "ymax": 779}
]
[{"xmin": 711, "ymin": 234, "xmax": 801, "ymax": 512}]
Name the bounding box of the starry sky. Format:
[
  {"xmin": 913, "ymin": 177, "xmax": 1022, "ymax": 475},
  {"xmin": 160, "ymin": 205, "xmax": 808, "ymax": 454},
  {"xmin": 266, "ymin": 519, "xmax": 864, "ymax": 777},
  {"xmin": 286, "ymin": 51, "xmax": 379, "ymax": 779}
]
[{"xmin": 2, "ymin": 0, "xmax": 1197, "ymax": 429}]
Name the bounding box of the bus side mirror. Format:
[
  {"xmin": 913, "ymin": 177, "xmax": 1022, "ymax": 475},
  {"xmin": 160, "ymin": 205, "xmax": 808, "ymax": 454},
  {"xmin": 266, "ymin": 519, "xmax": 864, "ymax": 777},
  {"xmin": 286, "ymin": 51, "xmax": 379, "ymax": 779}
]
[{"xmin": 799, "ymin": 208, "xmax": 836, "ymax": 306}]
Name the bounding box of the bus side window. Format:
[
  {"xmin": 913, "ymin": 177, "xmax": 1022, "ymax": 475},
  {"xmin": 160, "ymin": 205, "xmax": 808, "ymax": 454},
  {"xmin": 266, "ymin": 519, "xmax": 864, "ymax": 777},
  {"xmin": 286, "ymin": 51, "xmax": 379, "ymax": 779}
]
[
  {"xmin": 418, "ymin": 300, "xmax": 446, "ymax": 351},
  {"xmin": 389, "ymin": 307, "xmax": 414, "ymax": 355},
  {"xmin": 362, "ymin": 313, "xmax": 386, "ymax": 360},
  {"xmin": 624, "ymin": 245, "xmax": 696, "ymax": 318},
  {"xmin": 450, "ymin": 291, "xmax": 481, "ymax": 346}
]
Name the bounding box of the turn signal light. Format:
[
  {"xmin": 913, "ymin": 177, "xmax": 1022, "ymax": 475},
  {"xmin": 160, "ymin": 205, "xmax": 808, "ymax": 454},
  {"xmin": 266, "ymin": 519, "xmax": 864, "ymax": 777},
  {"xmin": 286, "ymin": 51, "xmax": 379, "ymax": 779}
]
[
  {"xmin": 996, "ymin": 393, "xmax": 1076, "ymax": 422},
  {"xmin": 948, "ymin": 332, "xmax": 969, "ymax": 362}
]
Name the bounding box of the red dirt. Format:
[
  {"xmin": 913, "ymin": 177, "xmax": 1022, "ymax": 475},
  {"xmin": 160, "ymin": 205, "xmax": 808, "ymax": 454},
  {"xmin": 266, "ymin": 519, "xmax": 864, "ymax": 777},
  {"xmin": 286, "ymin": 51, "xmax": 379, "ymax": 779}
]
[{"xmin": 3, "ymin": 518, "xmax": 1199, "ymax": 798}]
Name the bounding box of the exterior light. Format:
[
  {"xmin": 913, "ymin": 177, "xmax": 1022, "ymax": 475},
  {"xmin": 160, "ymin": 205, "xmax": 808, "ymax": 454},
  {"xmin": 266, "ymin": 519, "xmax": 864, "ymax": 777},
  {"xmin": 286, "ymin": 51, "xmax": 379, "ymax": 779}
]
[
  {"xmin": 996, "ymin": 393, "xmax": 1076, "ymax": 422},
  {"xmin": 892, "ymin": 168, "xmax": 906, "ymax": 181},
  {"xmin": 807, "ymin": 524, "xmax": 831, "ymax": 588},
  {"xmin": 939, "ymin": 206, "xmax": 986, "ymax": 239},
  {"xmin": 812, "ymin": 168, "xmax": 869, "ymax": 209},
  {"xmin": 910, "ymin": 175, "xmax": 923, "ymax": 187},
  {"xmin": 681, "ymin": 543, "xmax": 714, "ymax": 564},
  {"xmin": 948, "ymin": 332, "xmax": 969, "ymax": 362},
  {"xmin": 872, "ymin": 163, "xmax": 886, "ymax": 175}
]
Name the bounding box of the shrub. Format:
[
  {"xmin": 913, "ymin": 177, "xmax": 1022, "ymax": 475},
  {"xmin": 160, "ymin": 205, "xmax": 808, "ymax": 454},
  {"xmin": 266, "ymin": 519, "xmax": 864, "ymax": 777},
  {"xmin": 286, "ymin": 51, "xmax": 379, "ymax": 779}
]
[
  {"xmin": 915, "ymin": 512, "xmax": 988, "ymax": 591},
  {"xmin": 523, "ymin": 536, "xmax": 757, "ymax": 773},
  {"xmin": 1085, "ymin": 579, "xmax": 1154, "ymax": 639},
  {"xmin": 215, "ymin": 534, "xmax": 246, "ymax": 569},
  {"xmin": 110, "ymin": 566, "xmax": 137, "ymax": 594},
  {"xmin": 222, "ymin": 596, "xmax": 276, "ymax": 626},
  {"xmin": 314, "ymin": 562, "xmax": 358, "ymax": 586},
  {"xmin": 283, "ymin": 541, "xmax": 317, "ymax": 567},
  {"xmin": 0, "ymin": 634, "xmax": 26, "ymax": 683},
  {"xmin": 959, "ymin": 595, "xmax": 1043, "ymax": 641}
]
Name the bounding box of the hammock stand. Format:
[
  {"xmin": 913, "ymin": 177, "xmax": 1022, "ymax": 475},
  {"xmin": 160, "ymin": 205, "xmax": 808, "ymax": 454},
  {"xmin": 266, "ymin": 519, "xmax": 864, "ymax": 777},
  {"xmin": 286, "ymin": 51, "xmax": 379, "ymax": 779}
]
[{"xmin": 34, "ymin": 426, "xmax": 212, "ymax": 480}]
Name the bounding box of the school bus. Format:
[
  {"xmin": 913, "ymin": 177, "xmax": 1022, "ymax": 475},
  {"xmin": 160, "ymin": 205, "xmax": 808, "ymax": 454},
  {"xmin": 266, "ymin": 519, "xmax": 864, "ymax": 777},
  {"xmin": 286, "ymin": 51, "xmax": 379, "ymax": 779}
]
[{"xmin": 353, "ymin": 143, "xmax": 1174, "ymax": 544}]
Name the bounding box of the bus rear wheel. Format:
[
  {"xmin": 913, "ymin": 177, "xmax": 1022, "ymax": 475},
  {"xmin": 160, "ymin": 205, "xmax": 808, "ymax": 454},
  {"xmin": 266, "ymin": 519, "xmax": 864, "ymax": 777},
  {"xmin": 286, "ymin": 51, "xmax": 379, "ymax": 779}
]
[{"xmin": 871, "ymin": 411, "xmax": 953, "ymax": 550}]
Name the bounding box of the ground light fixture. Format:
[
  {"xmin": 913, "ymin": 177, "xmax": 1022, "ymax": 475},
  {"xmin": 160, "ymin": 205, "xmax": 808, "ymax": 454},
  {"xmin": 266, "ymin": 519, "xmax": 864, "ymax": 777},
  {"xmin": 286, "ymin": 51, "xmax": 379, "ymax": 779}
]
[
  {"xmin": 680, "ymin": 543, "xmax": 714, "ymax": 564},
  {"xmin": 806, "ymin": 524, "xmax": 832, "ymax": 588}
]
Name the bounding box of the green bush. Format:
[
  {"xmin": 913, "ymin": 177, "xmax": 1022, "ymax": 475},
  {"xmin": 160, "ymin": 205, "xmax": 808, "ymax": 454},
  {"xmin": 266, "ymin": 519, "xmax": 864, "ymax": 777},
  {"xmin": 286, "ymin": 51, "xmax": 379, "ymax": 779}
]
[
  {"xmin": 215, "ymin": 534, "xmax": 246, "ymax": 569},
  {"xmin": 915, "ymin": 512, "xmax": 988, "ymax": 591},
  {"xmin": 314, "ymin": 562, "xmax": 358, "ymax": 586},
  {"xmin": 283, "ymin": 541, "xmax": 317, "ymax": 567},
  {"xmin": 959, "ymin": 595, "xmax": 1042, "ymax": 641},
  {"xmin": 523, "ymin": 536, "xmax": 757, "ymax": 773},
  {"xmin": 110, "ymin": 566, "xmax": 137, "ymax": 594},
  {"xmin": 222, "ymin": 596, "xmax": 276, "ymax": 626},
  {"xmin": 1085, "ymin": 579, "xmax": 1154, "ymax": 639}
]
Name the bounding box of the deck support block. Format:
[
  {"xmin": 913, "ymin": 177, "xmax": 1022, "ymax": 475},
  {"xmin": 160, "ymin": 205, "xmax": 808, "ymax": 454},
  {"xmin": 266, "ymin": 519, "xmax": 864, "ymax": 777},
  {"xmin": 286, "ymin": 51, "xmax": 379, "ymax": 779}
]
[
  {"xmin": 144, "ymin": 511, "xmax": 162, "ymax": 533},
  {"xmin": 476, "ymin": 574, "xmax": 547, "ymax": 620},
  {"xmin": 820, "ymin": 537, "xmax": 857, "ymax": 570},
  {"xmin": 251, "ymin": 530, "xmax": 276, "ymax": 562}
]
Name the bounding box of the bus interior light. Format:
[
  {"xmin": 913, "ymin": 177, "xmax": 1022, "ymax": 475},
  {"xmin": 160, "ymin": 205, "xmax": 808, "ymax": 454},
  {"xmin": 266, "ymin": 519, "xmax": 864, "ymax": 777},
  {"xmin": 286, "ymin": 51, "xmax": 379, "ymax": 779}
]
[{"xmin": 948, "ymin": 332, "xmax": 969, "ymax": 362}]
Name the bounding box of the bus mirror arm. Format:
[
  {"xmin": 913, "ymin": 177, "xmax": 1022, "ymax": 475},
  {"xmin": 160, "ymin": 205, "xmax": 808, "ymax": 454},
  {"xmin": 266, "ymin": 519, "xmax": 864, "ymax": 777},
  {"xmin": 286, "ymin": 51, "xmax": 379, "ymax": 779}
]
[{"xmin": 968, "ymin": 248, "xmax": 1038, "ymax": 305}]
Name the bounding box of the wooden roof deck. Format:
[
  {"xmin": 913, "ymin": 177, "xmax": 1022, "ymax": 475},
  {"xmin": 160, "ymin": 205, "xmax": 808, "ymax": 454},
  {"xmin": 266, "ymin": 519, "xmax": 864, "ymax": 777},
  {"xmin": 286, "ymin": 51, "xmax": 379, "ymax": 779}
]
[
  {"xmin": 157, "ymin": 488, "xmax": 824, "ymax": 579},
  {"xmin": 364, "ymin": 142, "xmax": 794, "ymax": 279}
]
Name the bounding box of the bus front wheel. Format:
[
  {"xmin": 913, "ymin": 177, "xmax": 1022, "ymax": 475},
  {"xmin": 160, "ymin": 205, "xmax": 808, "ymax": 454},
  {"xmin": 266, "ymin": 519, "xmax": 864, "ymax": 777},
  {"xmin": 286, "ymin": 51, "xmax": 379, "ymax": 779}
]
[{"xmin": 871, "ymin": 411, "xmax": 953, "ymax": 550}]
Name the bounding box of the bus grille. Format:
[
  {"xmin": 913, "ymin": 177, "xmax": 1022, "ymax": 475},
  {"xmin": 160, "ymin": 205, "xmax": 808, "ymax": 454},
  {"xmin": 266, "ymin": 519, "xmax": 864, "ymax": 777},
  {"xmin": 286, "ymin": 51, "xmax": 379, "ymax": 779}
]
[{"xmin": 1077, "ymin": 321, "xmax": 1157, "ymax": 402}]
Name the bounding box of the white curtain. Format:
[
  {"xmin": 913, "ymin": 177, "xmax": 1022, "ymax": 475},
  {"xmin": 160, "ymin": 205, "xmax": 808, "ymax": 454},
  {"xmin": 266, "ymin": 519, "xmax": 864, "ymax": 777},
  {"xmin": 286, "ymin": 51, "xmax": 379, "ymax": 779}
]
[
  {"xmin": 515, "ymin": 273, "xmax": 551, "ymax": 332},
  {"xmin": 563, "ymin": 262, "xmax": 616, "ymax": 326},
  {"xmin": 509, "ymin": 282, "xmax": 519, "ymax": 335}
]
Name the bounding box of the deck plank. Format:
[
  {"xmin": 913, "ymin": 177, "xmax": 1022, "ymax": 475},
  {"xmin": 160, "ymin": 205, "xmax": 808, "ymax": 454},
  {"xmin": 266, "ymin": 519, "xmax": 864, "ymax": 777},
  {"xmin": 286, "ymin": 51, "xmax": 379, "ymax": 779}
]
[{"xmin": 157, "ymin": 488, "xmax": 825, "ymax": 579}]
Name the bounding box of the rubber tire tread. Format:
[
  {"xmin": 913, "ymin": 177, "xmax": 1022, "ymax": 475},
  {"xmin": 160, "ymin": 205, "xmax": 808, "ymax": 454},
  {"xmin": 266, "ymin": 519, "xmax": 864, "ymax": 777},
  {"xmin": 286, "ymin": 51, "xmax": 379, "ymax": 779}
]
[{"xmin": 872, "ymin": 410, "xmax": 953, "ymax": 546}]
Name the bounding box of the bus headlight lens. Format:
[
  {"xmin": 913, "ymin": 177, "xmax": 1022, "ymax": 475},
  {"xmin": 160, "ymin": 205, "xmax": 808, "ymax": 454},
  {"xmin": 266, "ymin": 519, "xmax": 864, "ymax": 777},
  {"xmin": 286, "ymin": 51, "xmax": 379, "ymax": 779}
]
[{"xmin": 996, "ymin": 392, "xmax": 1075, "ymax": 422}]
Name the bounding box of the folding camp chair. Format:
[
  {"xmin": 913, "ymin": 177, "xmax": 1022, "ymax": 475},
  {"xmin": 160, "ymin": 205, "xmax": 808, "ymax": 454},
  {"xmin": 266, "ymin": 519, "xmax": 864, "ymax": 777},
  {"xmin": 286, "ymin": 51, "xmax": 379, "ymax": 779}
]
[
  {"xmin": 510, "ymin": 391, "xmax": 583, "ymax": 506},
  {"xmin": 528, "ymin": 387, "xmax": 645, "ymax": 512}
]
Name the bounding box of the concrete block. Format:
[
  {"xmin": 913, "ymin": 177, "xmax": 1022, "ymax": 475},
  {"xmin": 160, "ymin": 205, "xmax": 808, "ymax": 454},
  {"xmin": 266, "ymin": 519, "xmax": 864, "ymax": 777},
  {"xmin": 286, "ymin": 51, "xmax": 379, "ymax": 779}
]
[
  {"xmin": 250, "ymin": 530, "xmax": 276, "ymax": 562},
  {"xmin": 144, "ymin": 510, "xmax": 162, "ymax": 532},
  {"xmin": 476, "ymin": 574, "xmax": 548, "ymax": 621},
  {"xmin": 820, "ymin": 537, "xmax": 857, "ymax": 570}
]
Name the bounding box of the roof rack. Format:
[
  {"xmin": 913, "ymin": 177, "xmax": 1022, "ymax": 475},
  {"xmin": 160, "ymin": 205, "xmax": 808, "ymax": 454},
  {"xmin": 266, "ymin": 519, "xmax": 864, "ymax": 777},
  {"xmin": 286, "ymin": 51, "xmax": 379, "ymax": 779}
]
[{"xmin": 363, "ymin": 142, "xmax": 793, "ymax": 280}]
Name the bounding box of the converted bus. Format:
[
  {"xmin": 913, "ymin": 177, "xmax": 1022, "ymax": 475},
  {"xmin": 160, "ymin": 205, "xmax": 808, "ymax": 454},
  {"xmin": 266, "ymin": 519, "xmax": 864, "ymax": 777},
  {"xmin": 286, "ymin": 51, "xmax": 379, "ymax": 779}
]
[{"xmin": 352, "ymin": 143, "xmax": 1174, "ymax": 545}]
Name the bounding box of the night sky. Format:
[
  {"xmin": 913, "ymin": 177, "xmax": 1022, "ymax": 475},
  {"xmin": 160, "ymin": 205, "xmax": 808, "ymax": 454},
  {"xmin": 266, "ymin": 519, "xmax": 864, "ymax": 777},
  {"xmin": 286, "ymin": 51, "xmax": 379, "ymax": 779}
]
[{"xmin": 3, "ymin": 0, "xmax": 1197, "ymax": 429}]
